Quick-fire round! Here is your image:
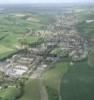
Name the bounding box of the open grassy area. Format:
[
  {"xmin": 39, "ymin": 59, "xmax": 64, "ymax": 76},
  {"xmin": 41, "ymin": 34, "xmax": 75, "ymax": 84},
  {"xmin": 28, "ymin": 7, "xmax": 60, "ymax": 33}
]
[
  {"xmin": 0, "ymin": 45, "xmax": 17, "ymax": 59},
  {"xmin": 61, "ymin": 61, "xmax": 94, "ymax": 100},
  {"xmin": 0, "ymin": 45, "xmax": 14, "ymax": 54},
  {"xmin": 0, "ymin": 13, "xmax": 55, "ymax": 59},
  {"xmin": 0, "ymin": 86, "xmax": 20, "ymax": 100},
  {"xmin": 43, "ymin": 62, "xmax": 68, "ymax": 90},
  {"xmin": 0, "ymin": 13, "xmax": 43, "ymax": 59},
  {"xmin": 76, "ymin": 21, "xmax": 94, "ymax": 38},
  {"xmin": 76, "ymin": 10, "xmax": 94, "ymax": 39},
  {"xmin": 43, "ymin": 62, "xmax": 69, "ymax": 100},
  {"xmin": 19, "ymin": 79, "xmax": 41, "ymax": 100}
]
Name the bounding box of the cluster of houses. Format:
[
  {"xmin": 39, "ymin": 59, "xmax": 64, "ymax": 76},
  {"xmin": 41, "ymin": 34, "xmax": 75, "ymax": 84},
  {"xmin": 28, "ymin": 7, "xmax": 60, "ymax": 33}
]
[
  {"xmin": 34, "ymin": 14, "xmax": 88, "ymax": 62},
  {"xmin": 0, "ymin": 14, "xmax": 89, "ymax": 79},
  {"xmin": 40, "ymin": 15, "xmax": 88, "ymax": 61},
  {"xmin": 0, "ymin": 46, "xmax": 48, "ymax": 78}
]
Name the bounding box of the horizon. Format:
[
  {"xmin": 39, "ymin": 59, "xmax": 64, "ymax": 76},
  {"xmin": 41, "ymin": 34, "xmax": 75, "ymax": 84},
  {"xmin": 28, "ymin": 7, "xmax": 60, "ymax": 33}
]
[{"xmin": 0, "ymin": 0, "xmax": 93, "ymax": 4}]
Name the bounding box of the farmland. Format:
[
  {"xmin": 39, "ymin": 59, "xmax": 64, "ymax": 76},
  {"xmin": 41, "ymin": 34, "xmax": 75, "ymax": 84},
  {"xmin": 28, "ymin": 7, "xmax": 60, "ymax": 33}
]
[
  {"xmin": 0, "ymin": 12, "xmax": 54, "ymax": 59},
  {"xmin": 60, "ymin": 60, "xmax": 94, "ymax": 100},
  {"xmin": 0, "ymin": 3, "xmax": 93, "ymax": 100},
  {"xmin": 43, "ymin": 62, "xmax": 69, "ymax": 100},
  {"xmin": 19, "ymin": 79, "xmax": 41, "ymax": 100}
]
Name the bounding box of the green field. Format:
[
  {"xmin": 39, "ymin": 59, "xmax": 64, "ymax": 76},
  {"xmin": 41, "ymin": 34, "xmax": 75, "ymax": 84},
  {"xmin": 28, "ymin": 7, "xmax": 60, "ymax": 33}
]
[
  {"xmin": 0, "ymin": 45, "xmax": 17, "ymax": 59},
  {"xmin": 0, "ymin": 13, "xmax": 43, "ymax": 59},
  {"xmin": 43, "ymin": 62, "xmax": 69, "ymax": 100},
  {"xmin": 61, "ymin": 61, "xmax": 94, "ymax": 100},
  {"xmin": 19, "ymin": 79, "xmax": 41, "ymax": 100},
  {"xmin": 0, "ymin": 13, "xmax": 55, "ymax": 59},
  {"xmin": 76, "ymin": 10, "xmax": 94, "ymax": 38},
  {"xmin": 18, "ymin": 62, "xmax": 69, "ymax": 100},
  {"xmin": 0, "ymin": 45, "xmax": 14, "ymax": 54},
  {"xmin": 0, "ymin": 86, "xmax": 21, "ymax": 100}
]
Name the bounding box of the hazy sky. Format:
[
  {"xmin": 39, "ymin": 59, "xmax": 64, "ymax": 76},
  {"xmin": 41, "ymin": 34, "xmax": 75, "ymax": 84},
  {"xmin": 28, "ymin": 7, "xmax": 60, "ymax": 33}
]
[{"xmin": 0, "ymin": 0, "xmax": 93, "ymax": 4}]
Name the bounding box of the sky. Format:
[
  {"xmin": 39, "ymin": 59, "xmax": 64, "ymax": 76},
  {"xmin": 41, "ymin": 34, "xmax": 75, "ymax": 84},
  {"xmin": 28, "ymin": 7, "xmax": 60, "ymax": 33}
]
[{"xmin": 0, "ymin": 0, "xmax": 93, "ymax": 4}]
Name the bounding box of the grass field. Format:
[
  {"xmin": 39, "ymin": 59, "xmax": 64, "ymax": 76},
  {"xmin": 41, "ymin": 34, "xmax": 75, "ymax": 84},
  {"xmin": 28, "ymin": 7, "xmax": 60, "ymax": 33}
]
[
  {"xmin": 43, "ymin": 62, "xmax": 68, "ymax": 90},
  {"xmin": 0, "ymin": 45, "xmax": 17, "ymax": 59},
  {"xmin": 0, "ymin": 13, "xmax": 42, "ymax": 59},
  {"xmin": 43, "ymin": 62, "xmax": 69, "ymax": 100},
  {"xmin": 0, "ymin": 45, "xmax": 14, "ymax": 54},
  {"xmin": 0, "ymin": 13, "xmax": 55, "ymax": 59},
  {"xmin": 76, "ymin": 10, "xmax": 94, "ymax": 39},
  {"xmin": 61, "ymin": 61, "xmax": 94, "ymax": 100},
  {"xmin": 0, "ymin": 86, "xmax": 20, "ymax": 100},
  {"xmin": 18, "ymin": 62, "xmax": 69, "ymax": 100},
  {"xmin": 19, "ymin": 79, "xmax": 41, "ymax": 100}
]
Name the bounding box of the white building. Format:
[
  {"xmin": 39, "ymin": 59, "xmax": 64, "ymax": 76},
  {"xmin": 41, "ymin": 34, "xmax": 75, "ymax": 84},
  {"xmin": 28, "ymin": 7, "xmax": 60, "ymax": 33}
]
[{"xmin": 5, "ymin": 65, "xmax": 28, "ymax": 78}]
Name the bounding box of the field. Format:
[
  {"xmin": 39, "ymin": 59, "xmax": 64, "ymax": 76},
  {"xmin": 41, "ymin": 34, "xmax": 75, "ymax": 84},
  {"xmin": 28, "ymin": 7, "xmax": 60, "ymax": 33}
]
[
  {"xmin": 61, "ymin": 61, "xmax": 94, "ymax": 100},
  {"xmin": 76, "ymin": 10, "xmax": 94, "ymax": 38},
  {"xmin": 43, "ymin": 62, "xmax": 69, "ymax": 100},
  {"xmin": 0, "ymin": 13, "xmax": 54, "ymax": 59},
  {"xmin": 0, "ymin": 5, "xmax": 94, "ymax": 100},
  {"xmin": 0, "ymin": 45, "xmax": 16, "ymax": 59},
  {"xmin": 0, "ymin": 45, "xmax": 14, "ymax": 54},
  {"xmin": 18, "ymin": 61, "xmax": 69, "ymax": 100},
  {"xmin": 0, "ymin": 86, "xmax": 20, "ymax": 100},
  {"xmin": 19, "ymin": 79, "xmax": 41, "ymax": 100}
]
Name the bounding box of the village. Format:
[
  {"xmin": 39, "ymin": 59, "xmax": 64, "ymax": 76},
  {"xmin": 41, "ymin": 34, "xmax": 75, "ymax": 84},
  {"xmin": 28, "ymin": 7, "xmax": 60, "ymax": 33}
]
[
  {"xmin": 0, "ymin": 14, "xmax": 88, "ymax": 80},
  {"xmin": 0, "ymin": 2, "xmax": 93, "ymax": 100}
]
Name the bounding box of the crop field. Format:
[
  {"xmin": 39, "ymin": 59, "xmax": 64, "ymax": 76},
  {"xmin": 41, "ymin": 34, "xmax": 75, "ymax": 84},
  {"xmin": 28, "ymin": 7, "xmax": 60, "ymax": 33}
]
[
  {"xmin": 0, "ymin": 45, "xmax": 14, "ymax": 54},
  {"xmin": 0, "ymin": 13, "xmax": 51, "ymax": 59},
  {"xmin": 76, "ymin": 11, "xmax": 94, "ymax": 38},
  {"xmin": 0, "ymin": 45, "xmax": 17, "ymax": 59},
  {"xmin": 43, "ymin": 62, "xmax": 69, "ymax": 100},
  {"xmin": 19, "ymin": 79, "xmax": 41, "ymax": 100},
  {"xmin": 61, "ymin": 61, "xmax": 94, "ymax": 100}
]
